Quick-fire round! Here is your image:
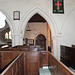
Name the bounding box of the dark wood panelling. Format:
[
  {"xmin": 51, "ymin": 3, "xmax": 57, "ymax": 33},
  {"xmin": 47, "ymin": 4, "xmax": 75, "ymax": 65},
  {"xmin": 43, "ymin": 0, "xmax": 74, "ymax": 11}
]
[
  {"xmin": 0, "ymin": 52, "xmax": 21, "ymax": 70},
  {"xmin": 48, "ymin": 52, "xmax": 74, "ymax": 75},
  {"xmin": 24, "ymin": 51, "xmax": 40, "ymax": 75},
  {"xmin": 60, "ymin": 45, "xmax": 75, "ymax": 69},
  {"xmin": 35, "ymin": 34, "xmax": 46, "ymax": 50},
  {"xmin": 72, "ymin": 45, "xmax": 75, "ymax": 48},
  {"xmin": 40, "ymin": 51, "xmax": 48, "ymax": 67},
  {"xmin": 0, "ymin": 53, "xmax": 24, "ymax": 75},
  {"xmin": 0, "ymin": 47, "xmax": 74, "ymax": 75}
]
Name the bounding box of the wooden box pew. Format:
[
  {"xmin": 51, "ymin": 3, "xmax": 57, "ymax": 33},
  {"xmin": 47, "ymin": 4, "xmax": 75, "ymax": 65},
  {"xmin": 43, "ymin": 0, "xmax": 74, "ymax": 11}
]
[
  {"xmin": 23, "ymin": 51, "xmax": 48, "ymax": 75},
  {"xmin": 0, "ymin": 52, "xmax": 24, "ymax": 75},
  {"xmin": 0, "ymin": 45, "xmax": 45, "ymax": 51},
  {"xmin": 0, "ymin": 51, "xmax": 74, "ymax": 75},
  {"xmin": 0, "ymin": 48, "xmax": 21, "ymax": 51},
  {"xmin": 12, "ymin": 45, "xmax": 31, "ymax": 51},
  {"xmin": 29, "ymin": 45, "xmax": 45, "ymax": 51},
  {"xmin": 0, "ymin": 45, "xmax": 30, "ymax": 51},
  {"xmin": 12, "ymin": 45, "xmax": 44, "ymax": 51},
  {"xmin": 0, "ymin": 47, "xmax": 39, "ymax": 52},
  {"xmin": 0, "ymin": 47, "xmax": 30, "ymax": 51},
  {"xmin": 0, "ymin": 51, "xmax": 21, "ymax": 71},
  {"xmin": 60, "ymin": 45, "xmax": 75, "ymax": 69},
  {"xmin": 48, "ymin": 52, "xmax": 74, "ymax": 75},
  {"xmin": 72, "ymin": 45, "xmax": 75, "ymax": 48},
  {"xmin": 12, "ymin": 45, "xmax": 41, "ymax": 51},
  {"xmin": 12, "ymin": 45, "xmax": 30, "ymax": 49}
]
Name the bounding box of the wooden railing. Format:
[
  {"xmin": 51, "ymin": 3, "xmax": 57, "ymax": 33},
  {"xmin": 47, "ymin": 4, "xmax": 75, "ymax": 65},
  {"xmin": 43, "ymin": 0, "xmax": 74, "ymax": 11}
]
[
  {"xmin": 0, "ymin": 52, "xmax": 24, "ymax": 75},
  {"xmin": 48, "ymin": 52, "xmax": 74, "ymax": 75}
]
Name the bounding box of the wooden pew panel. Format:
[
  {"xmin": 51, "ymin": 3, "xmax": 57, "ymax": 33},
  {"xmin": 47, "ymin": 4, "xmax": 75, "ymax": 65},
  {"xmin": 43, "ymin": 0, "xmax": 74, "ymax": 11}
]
[
  {"xmin": 40, "ymin": 51, "xmax": 48, "ymax": 67},
  {"xmin": 0, "ymin": 52, "xmax": 21, "ymax": 70},
  {"xmin": 24, "ymin": 51, "xmax": 40, "ymax": 75},
  {"xmin": 48, "ymin": 52, "xmax": 74, "ymax": 75}
]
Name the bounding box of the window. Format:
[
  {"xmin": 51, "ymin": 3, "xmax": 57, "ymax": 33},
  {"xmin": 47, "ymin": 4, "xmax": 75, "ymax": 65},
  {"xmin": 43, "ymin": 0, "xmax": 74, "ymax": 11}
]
[
  {"xmin": 5, "ymin": 32, "xmax": 8, "ymax": 39},
  {"xmin": 5, "ymin": 31, "xmax": 12, "ymax": 39},
  {"xmin": 9, "ymin": 31, "xmax": 12, "ymax": 39}
]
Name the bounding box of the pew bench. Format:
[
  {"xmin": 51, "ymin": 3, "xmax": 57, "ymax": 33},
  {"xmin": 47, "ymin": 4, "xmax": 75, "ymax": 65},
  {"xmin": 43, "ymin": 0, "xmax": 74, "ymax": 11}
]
[{"xmin": 39, "ymin": 67, "xmax": 51, "ymax": 75}]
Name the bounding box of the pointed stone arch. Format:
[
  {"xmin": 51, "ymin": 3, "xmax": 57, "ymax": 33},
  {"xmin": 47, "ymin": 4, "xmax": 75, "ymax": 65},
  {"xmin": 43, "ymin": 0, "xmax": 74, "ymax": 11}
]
[
  {"xmin": 18, "ymin": 6, "xmax": 59, "ymax": 57},
  {"xmin": 19, "ymin": 6, "xmax": 59, "ymax": 37}
]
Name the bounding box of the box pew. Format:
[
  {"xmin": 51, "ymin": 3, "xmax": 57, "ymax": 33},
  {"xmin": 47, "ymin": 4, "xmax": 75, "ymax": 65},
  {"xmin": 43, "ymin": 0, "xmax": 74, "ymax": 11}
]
[
  {"xmin": 48, "ymin": 52, "xmax": 74, "ymax": 75},
  {"xmin": 0, "ymin": 51, "xmax": 74, "ymax": 75},
  {"xmin": 0, "ymin": 47, "xmax": 29, "ymax": 51},
  {"xmin": 60, "ymin": 45, "xmax": 75, "ymax": 69},
  {"xmin": 72, "ymin": 45, "xmax": 75, "ymax": 48},
  {"xmin": 0, "ymin": 45, "xmax": 45, "ymax": 51},
  {"xmin": 23, "ymin": 51, "xmax": 48, "ymax": 75},
  {"xmin": 0, "ymin": 51, "xmax": 21, "ymax": 71},
  {"xmin": 12, "ymin": 45, "xmax": 44, "ymax": 51},
  {"xmin": 0, "ymin": 52, "xmax": 24, "ymax": 75}
]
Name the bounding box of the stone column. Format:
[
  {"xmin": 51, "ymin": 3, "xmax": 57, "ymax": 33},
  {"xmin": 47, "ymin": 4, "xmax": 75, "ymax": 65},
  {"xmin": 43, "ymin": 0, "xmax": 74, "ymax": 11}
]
[
  {"xmin": 52, "ymin": 36, "xmax": 57, "ymax": 56},
  {"xmin": 12, "ymin": 34, "xmax": 24, "ymax": 47},
  {"xmin": 19, "ymin": 35, "xmax": 24, "ymax": 45},
  {"xmin": 52, "ymin": 34, "xmax": 61, "ymax": 60}
]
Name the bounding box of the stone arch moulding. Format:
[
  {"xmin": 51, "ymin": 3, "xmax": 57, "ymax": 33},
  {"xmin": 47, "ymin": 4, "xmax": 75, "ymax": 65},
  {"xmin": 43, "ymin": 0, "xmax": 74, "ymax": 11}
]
[
  {"xmin": 19, "ymin": 6, "xmax": 59, "ymax": 37},
  {"xmin": 34, "ymin": 32, "xmax": 47, "ymax": 40},
  {"xmin": 34, "ymin": 33, "xmax": 47, "ymax": 45},
  {"xmin": 18, "ymin": 6, "xmax": 59, "ymax": 55},
  {"xmin": 0, "ymin": 9, "xmax": 14, "ymax": 36},
  {"xmin": 35, "ymin": 34, "xmax": 46, "ymax": 49}
]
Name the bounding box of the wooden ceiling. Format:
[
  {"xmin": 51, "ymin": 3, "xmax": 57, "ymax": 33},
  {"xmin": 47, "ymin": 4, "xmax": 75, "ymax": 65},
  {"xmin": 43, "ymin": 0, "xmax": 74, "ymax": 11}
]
[{"xmin": 28, "ymin": 13, "xmax": 46, "ymax": 22}]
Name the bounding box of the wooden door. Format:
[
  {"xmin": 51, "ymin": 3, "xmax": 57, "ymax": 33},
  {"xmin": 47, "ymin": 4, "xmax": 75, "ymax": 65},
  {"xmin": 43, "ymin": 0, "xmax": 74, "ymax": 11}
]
[
  {"xmin": 25, "ymin": 51, "xmax": 40, "ymax": 75},
  {"xmin": 35, "ymin": 34, "xmax": 46, "ymax": 50}
]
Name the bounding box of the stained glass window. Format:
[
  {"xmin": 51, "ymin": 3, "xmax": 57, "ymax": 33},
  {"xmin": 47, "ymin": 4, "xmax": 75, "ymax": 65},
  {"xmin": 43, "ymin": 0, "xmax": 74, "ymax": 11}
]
[
  {"xmin": 9, "ymin": 31, "xmax": 12, "ymax": 39},
  {"xmin": 5, "ymin": 32, "xmax": 8, "ymax": 39},
  {"xmin": 5, "ymin": 31, "xmax": 12, "ymax": 39}
]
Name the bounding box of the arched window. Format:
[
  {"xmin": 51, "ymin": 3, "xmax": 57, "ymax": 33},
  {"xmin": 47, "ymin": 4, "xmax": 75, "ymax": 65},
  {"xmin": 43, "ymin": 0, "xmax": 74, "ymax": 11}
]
[
  {"xmin": 5, "ymin": 31, "xmax": 12, "ymax": 39},
  {"xmin": 5, "ymin": 32, "xmax": 8, "ymax": 39},
  {"xmin": 9, "ymin": 31, "xmax": 12, "ymax": 39}
]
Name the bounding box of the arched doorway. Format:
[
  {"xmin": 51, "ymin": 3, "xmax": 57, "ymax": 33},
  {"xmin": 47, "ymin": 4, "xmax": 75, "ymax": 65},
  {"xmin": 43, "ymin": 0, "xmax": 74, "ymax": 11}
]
[
  {"xmin": 19, "ymin": 7, "xmax": 59, "ymax": 59},
  {"xmin": 35, "ymin": 34, "xmax": 46, "ymax": 50},
  {"xmin": 24, "ymin": 13, "xmax": 53, "ymax": 51}
]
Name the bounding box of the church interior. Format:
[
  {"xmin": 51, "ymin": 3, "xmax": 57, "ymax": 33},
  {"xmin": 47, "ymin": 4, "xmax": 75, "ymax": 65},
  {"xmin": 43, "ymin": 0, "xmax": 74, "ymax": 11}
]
[{"xmin": 0, "ymin": 0, "xmax": 75, "ymax": 75}]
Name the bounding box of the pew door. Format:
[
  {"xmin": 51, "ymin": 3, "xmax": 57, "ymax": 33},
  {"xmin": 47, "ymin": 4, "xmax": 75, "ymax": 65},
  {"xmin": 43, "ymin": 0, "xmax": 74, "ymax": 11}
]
[{"xmin": 25, "ymin": 51, "xmax": 40, "ymax": 75}]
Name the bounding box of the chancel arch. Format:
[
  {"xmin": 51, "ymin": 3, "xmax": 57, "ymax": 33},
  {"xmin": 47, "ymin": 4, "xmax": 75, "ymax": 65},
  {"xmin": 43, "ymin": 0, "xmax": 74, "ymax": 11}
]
[
  {"xmin": 23, "ymin": 13, "xmax": 53, "ymax": 53},
  {"xmin": 19, "ymin": 7, "xmax": 58, "ymax": 36},
  {"xmin": 19, "ymin": 6, "xmax": 59, "ymax": 56}
]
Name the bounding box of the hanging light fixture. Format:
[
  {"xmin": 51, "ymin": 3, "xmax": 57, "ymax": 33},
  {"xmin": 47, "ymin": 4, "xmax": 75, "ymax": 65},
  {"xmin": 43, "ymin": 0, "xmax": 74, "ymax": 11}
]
[
  {"xmin": 0, "ymin": 11, "xmax": 6, "ymax": 28},
  {"xmin": 26, "ymin": 23, "xmax": 31, "ymax": 31}
]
